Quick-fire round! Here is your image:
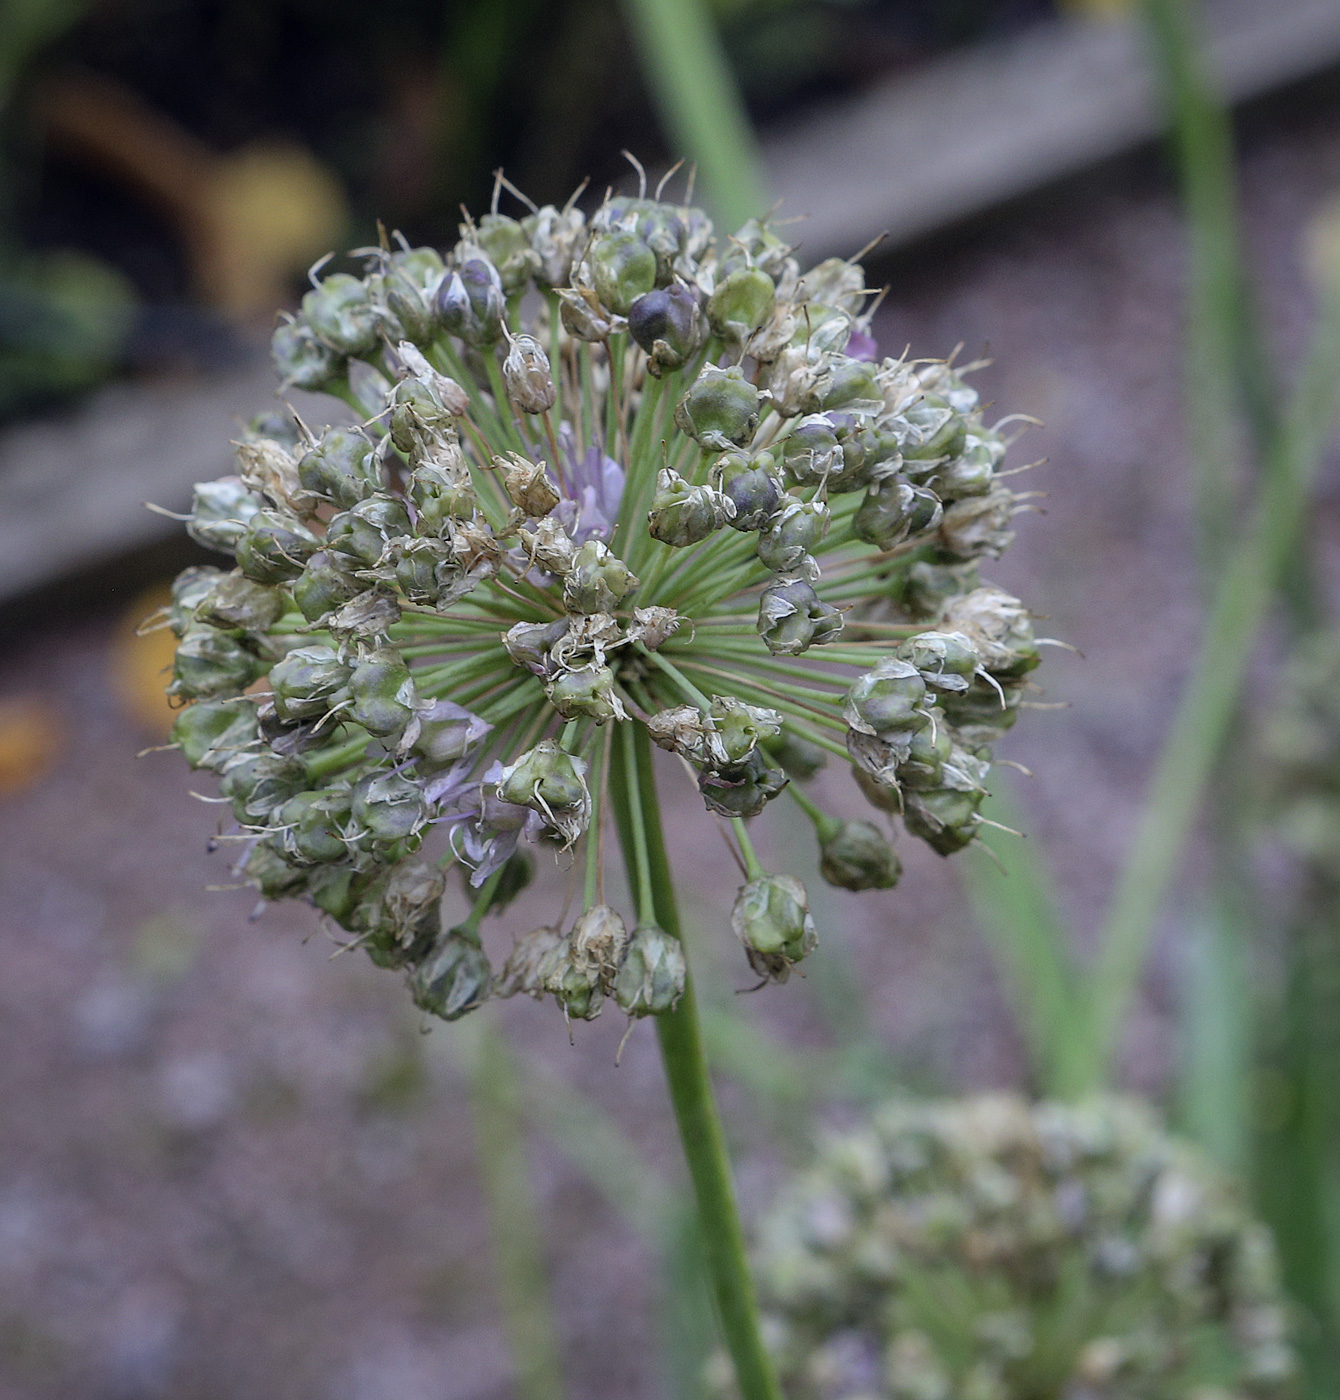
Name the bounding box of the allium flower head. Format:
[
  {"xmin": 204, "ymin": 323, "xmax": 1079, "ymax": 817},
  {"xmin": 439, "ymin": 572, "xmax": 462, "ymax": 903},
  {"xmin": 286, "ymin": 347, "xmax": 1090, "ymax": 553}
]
[
  {"xmin": 726, "ymin": 1095, "xmax": 1296, "ymax": 1399},
  {"xmin": 154, "ymin": 165, "xmax": 1051, "ymax": 1026}
]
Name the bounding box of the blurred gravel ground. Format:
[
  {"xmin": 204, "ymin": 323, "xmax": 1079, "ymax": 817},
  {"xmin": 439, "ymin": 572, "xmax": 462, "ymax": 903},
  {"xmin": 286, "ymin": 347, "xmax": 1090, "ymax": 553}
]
[{"xmin": 2, "ymin": 89, "xmax": 1340, "ymax": 1400}]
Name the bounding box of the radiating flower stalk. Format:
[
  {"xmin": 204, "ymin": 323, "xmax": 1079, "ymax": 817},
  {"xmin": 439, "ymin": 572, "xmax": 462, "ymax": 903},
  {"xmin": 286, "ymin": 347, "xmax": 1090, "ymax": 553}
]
[
  {"xmin": 151, "ymin": 163, "xmax": 1050, "ymax": 1397},
  {"xmin": 731, "ymin": 1095, "xmax": 1296, "ymax": 1400}
]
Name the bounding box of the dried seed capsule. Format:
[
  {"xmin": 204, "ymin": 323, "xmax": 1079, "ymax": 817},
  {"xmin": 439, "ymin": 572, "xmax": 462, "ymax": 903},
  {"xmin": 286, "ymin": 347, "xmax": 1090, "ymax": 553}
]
[
  {"xmin": 563, "ymin": 539, "xmax": 638, "ymax": 614},
  {"xmin": 297, "ymin": 427, "xmax": 385, "ymax": 509},
  {"xmin": 172, "ymin": 696, "xmax": 259, "ymax": 770},
  {"xmin": 292, "ymin": 551, "xmax": 361, "ymax": 624},
  {"xmin": 269, "ymin": 646, "xmax": 353, "ymax": 722},
  {"xmin": 758, "ymin": 577, "xmax": 843, "ymax": 655},
  {"xmin": 698, "ymin": 748, "xmax": 789, "ymax": 819},
  {"xmin": 731, "ymin": 873, "xmax": 816, "ymax": 982},
  {"xmin": 390, "ymin": 373, "xmax": 466, "ymax": 461},
  {"xmin": 352, "ymin": 859, "xmax": 445, "ymax": 967},
  {"xmin": 302, "ymin": 272, "xmax": 380, "ymax": 357},
  {"xmin": 186, "ymin": 478, "xmax": 266, "ymax": 554},
  {"xmin": 628, "ymin": 283, "xmax": 701, "ymax": 375},
  {"xmin": 707, "ymin": 267, "xmax": 775, "ymax": 347},
  {"xmin": 940, "ymin": 587, "xmax": 1040, "ymax": 678},
  {"xmin": 497, "ymin": 925, "xmax": 566, "ymax": 999},
  {"xmin": 502, "ymin": 335, "xmax": 557, "ymax": 414},
  {"xmin": 647, "ymin": 467, "xmax": 734, "ymax": 547},
  {"xmin": 497, "ymin": 453, "xmax": 560, "ymax": 516},
  {"xmin": 590, "ymin": 231, "xmax": 658, "ymax": 314},
  {"xmin": 715, "ymin": 450, "xmax": 782, "ymax": 531},
  {"xmin": 436, "ymin": 259, "xmax": 505, "ymax": 347},
  {"xmin": 721, "ymin": 217, "xmax": 792, "ymax": 278},
  {"xmin": 348, "ymin": 649, "xmax": 418, "ymax": 740},
  {"xmin": 503, "ymin": 618, "xmax": 570, "ymax": 677},
  {"xmin": 614, "ymin": 924, "xmax": 686, "ymax": 1016},
  {"xmin": 234, "ymin": 510, "xmax": 320, "ymax": 584},
  {"xmin": 524, "ymin": 204, "xmax": 586, "ymax": 288},
  {"xmin": 570, "ymin": 904, "xmax": 628, "ymax": 991},
  {"xmin": 169, "ymin": 623, "xmax": 264, "ymax": 700},
  {"xmin": 798, "ymin": 256, "xmax": 866, "ymax": 313},
  {"xmin": 844, "ymin": 658, "xmax": 931, "ymax": 740},
  {"xmin": 674, "ymin": 364, "xmax": 761, "ymax": 451},
  {"xmin": 271, "ymin": 318, "xmax": 345, "ymax": 391},
  {"xmin": 325, "ymin": 496, "xmax": 413, "ymax": 570},
  {"xmin": 757, "ymin": 498, "xmax": 829, "ymax": 577},
  {"xmin": 351, "ymin": 769, "xmax": 430, "ymax": 844},
  {"xmin": 936, "ymin": 486, "xmax": 1016, "ymax": 561},
  {"xmin": 818, "ymin": 818, "xmax": 900, "ymax": 891},
  {"xmin": 545, "ymin": 665, "xmax": 624, "ymax": 724},
  {"xmin": 410, "ymin": 930, "xmax": 492, "ymax": 1020},
  {"xmin": 854, "ymin": 477, "xmax": 942, "ymax": 550},
  {"xmin": 196, "ymin": 572, "xmax": 287, "ymax": 633}
]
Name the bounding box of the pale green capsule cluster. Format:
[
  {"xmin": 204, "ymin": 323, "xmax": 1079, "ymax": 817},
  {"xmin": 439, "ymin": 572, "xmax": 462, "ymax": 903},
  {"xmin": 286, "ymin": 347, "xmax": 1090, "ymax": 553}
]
[
  {"xmin": 719, "ymin": 1095, "xmax": 1296, "ymax": 1400},
  {"xmin": 154, "ymin": 165, "xmax": 1052, "ymax": 1023}
]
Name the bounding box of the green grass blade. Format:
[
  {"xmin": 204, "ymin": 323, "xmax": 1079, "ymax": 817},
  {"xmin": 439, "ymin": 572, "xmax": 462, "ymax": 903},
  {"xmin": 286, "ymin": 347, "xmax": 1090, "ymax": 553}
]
[{"xmin": 618, "ymin": 0, "xmax": 768, "ymax": 228}]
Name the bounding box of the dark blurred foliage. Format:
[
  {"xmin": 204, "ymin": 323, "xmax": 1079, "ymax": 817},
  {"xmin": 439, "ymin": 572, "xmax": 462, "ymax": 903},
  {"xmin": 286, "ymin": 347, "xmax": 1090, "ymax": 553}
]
[{"xmin": 13, "ymin": 0, "xmax": 1054, "ymax": 305}]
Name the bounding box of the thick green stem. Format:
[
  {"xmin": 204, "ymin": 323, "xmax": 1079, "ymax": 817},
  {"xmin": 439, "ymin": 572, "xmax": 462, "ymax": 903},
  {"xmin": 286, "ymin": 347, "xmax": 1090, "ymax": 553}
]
[{"xmin": 609, "ymin": 723, "xmax": 782, "ymax": 1400}]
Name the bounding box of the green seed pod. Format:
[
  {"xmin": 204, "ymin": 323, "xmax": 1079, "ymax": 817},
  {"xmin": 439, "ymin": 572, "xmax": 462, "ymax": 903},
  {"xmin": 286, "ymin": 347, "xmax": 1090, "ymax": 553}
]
[
  {"xmin": 844, "ymin": 658, "xmax": 930, "ymax": 740},
  {"xmin": 305, "ymin": 865, "xmax": 364, "ymax": 927},
  {"xmin": 353, "ymin": 859, "xmax": 444, "ymax": 967},
  {"xmin": 220, "ymin": 751, "xmax": 309, "ymax": 824},
  {"xmin": 389, "ymin": 375, "xmax": 462, "ymax": 460},
  {"xmin": 410, "ymin": 930, "xmax": 492, "ymax": 1020},
  {"xmin": 804, "ymin": 355, "xmax": 883, "ymax": 416},
  {"xmin": 926, "ymin": 439, "xmax": 997, "ymax": 502},
  {"xmin": 852, "ymin": 762, "xmax": 901, "ymax": 813},
  {"xmin": 833, "ymin": 422, "xmax": 902, "ymax": 493},
  {"xmin": 674, "ymin": 364, "xmax": 761, "ymax": 451},
  {"xmin": 757, "ymin": 498, "xmax": 829, "ymax": 577},
  {"xmin": 897, "ymin": 630, "xmax": 980, "ymax": 693},
  {"xmin": 614, "ymin": 924, "xmax": 686, "ymax": 1017},
  {"xmin": 381, "ymin": 250, "xmax": 446, "ymax": 345},
  {"xmin": 940, "ymin": 586, "xmax": 1040, "ymax": 678},
  {"xmin": 268, "ymin": 646, "xmax": 353, "ymax": 722},
  {"xmin": 169, "ymin": 623, "xmax": 264, "ymax": 700},
  {"xmin": 277, "ymin": 787, "xmax": 353, "ymax": 865},
  {"xmin": 818, "ymin": 817, "xmax": 900, "ymax": 891},
  {"xmin": 172, "ymin": 696, "xmax": 259, "ymax": 770},
  {"xmin": 351, "ymin": 769, "xmax": 430, "ymax": 843},
  {"xmin": 937, "ymin": 673, "xmax": 1022, "ymax": 748},
  {"xmin": 895, "ymin": 559, "xmax": 982, "ymax": 619},
  {"xmin": 590, "ymin": 231, "xmax": 658, "ymax": 314},
  {"xmin": 240, "ymin": 840, "xmax": 310, "ymax": 901},
  {"xmin": 780, "ymin": 415, "xmax": 842, "ymax": 489},
  {"xmin": 902, "ymin": 781, "xmax": 985, "ymax": 855},
  {"xmin": 502, "ymin": 335, "xmax": 557, "ymax": 414},
  {"xmin": 758, "ymin": 578, "xmax": 843, "ymax": 655},
  {"xmin": 234, "ymin": 509, "xmax": 320, "ymax": 584},
  {"xmin": 196, "ymin": 571, "xmax": 287, "ymax": 633},
  {"xmin": 499, "ymin": 740, "xmax": 589, "ymax": 826},
  {"xmin": 563, "ymin": 540, "xmax": 639, "ymax": 614},
  {"xmin": 710, "ymin": 696, "xmax": 783, "ymax": 765},
  {"xmin": 763, "ymin": 729, "xmax": 828, "ymax": 780},
  {"xmin": 475, "ymin": 213, "xmax": 541, "ymax": 295},
  {"xmin": 409, "ymin": 460, "xmax": 476, "ymax": 533},
  {"xmin": 720, "ymin": 217, "xmax": 792, "ymax": 278},
  {"xmin": 550, "ymin": 956, "xmax": 604, "ymax": 1021},
  {"xmin": 731, "ymin": 873, "xmax": 816, "ymax": 982},
  {"xmin": 436, "ymin": 260, "xmax": 505, "ymax": 347},
  {"xmin": 707, "ymin": 266, "xmax": 775, "ymax": 347},
  {"xmin": 325, "ymin": 496, "xmax": 413, "ymax": 570},
  {"xmin": 853, "ymin": 477, "xmax": 942, "ymax": 550},
  {"xmin": 648, "ymin": 467, "xmax": 734, "ymax": 547},
  {"xmin": 699, "ymin": 748, "xmax": 789, "ymax": 819},
  {"xmin": 302, "ymin": 273, "xmax": 380, "ymax": 357},
  {"xmin": 292, "ymin": 551, "xmax": 361, "ymax": 624},
  {"xmin": 410, "ymin": 699, "xmax": 491, "ymax": 773},
  {"xmin": 271, "ymin": 317, "xmax": 345, "ymax": 391},
  {"xmin": 297, "ymin": 427, "xmax": 385, "ymax": 509},
  {"xmin": 186, "ymin": 478, "xmax": 266, "ymax": 554},
  {"xmin": 390, "ymin": 536, "xmax": 453, "ymax": 604},
  {"xmin": 898, "ymin": 391, "xmax": 967, "ymax": 461},
  {"xmin": 628, "ymin": 284, "xmax": 701, "ymax": 376},
  {"xmin": 166, "ymin": 565, "xmax": 227, "ymax": 634},
  {"xmin": 895, "ymin": 719, "xmax": 954, "ymax": 791},
  {"xmin": 715, "ymin": 449, "xmax": 781, "ymax": 530},
  {"xmin": 545, "ymin": 664, "xmax": 623, "ymax": 724},
  {"xmin": 348, "ymin": 649, "xmax": 418, "ymax": 740}
]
